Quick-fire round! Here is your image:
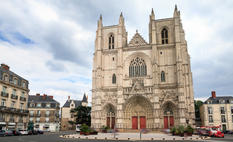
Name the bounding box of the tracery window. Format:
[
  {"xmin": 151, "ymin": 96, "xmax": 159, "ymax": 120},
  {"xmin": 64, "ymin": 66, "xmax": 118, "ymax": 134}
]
[
  {"xmin": 112, "ymin": 74, "xmax": 116, "ymax": 84},
  {"xmin": 109, "ymin": 34, "xmax": 114, "ymax": 49},
  {"xmin": 129, "ymin": 57, "xmax": 147, "ymax": 77},
  {"xmin": 161, "ymin": 71, "xmax": 165, "ymax": 82},
  {"xmin": 161, "ymin": 28, "xmax": 168, "ymax": 44}
]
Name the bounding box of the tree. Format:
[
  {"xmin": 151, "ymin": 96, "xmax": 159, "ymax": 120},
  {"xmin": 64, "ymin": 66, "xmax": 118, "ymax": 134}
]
[
  {"xmin": 27, "ymin": 121, "xmax": 34, "ymax": 131},
  {"xmin": 71, "ymin": 106, "xmax": 91, "ymax": 126},
  {"xmin": 194, "ymin": 100, "xmax": 203, "ymax": 119}
]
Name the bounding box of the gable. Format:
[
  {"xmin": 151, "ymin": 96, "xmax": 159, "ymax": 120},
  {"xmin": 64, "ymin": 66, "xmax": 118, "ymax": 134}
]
[{"xmin": 128, "ymin": 31, "xmax": 148, "ymax": 47}]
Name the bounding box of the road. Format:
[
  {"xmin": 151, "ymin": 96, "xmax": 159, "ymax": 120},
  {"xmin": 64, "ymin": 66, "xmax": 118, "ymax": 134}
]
[{"xmin": 0, "ymin": 132, "xmax": 233, "ymax": 142}]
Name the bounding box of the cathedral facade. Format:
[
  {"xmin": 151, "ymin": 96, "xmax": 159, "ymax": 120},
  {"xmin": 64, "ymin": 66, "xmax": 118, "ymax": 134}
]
[{"xmin": 91, "ymin": 6, "xmax": 195, "ymax": 131}]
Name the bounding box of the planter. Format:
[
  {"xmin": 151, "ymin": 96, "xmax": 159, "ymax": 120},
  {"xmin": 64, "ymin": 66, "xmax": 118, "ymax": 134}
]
[
  {"xmin": 80, "ymin": 131, "xmax": 90, "ymax": 135},
  {"xmin": 180, "ymin": 133, "xmax": 184, "ymax": 137},
  {"xmin": 90, "ymin": 131, "xmax": 98, "ymax": 135},
  {"xmin": 187, "ymin": 133, "xmax": 193, "ymax": 136}
]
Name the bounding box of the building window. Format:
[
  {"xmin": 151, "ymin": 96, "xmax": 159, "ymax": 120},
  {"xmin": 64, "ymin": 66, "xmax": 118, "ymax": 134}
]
[
  {"xmin": 209, "ymin": 115, "xmax": 213, "ymax": 123},
  {"xmin": 30, "ymin": 110, "xmax": 34, "ymax": 116},
  {"xmin": 45, "ymin": 117, "xmax": 49, "ymax": 122},
  {"xmin": 129, "ymin": 57, "xmax": 147, "ymax": 77},
  {"xmin": 22, "ymin": 82, "xmax": 26, "ymax": 88},
  {"xmin": 46, "ymin": 110, "xmax": 50, "ymax": 117},
  {"xmin": 36, "ymin": 103, "xmax": 41, "ymax": 108},
  {"xmin": 37, "ymin": 110, "xmax": 41, "ymax": 116},
  {"xmin": 29, "ymin": 117, "xmax": 33, "ymax": 122},
  {"xmin": 11, "ymin": 101, "xmax": 15, "ymax": 108},
  {"xmin": 161, "ymin": 28, "xmax": 168, "ymax": 44},
  {"xmin": 221, "ymin": 115, "xmax": 226, "ymax": 123},
  {"xmin": 112, "ymin": 74, "xmax": 116, "ymax": 84},
  {"xmin": 12, "ymin": 89, "xmax": 16, "ymax": 96},
  {"xmin": 109, "ymin": 34, "xmax": 114, "ymax": 49},
  {"xmin": 161, "ymin": 71, "xmax": 166, "ymax": 82},
  {"xmin": 13, "ymin": 78, "xmax": 17, "ymax": 85},
  {"xmin": 220, "ymin": 107, "xmax": 225, "ymax": 114},
  {"xmin": 21, "ymin": 91, "xmax": 25, "ymax": 97},
  {"xmin": 20, "ymin": 103, "xmax": 24, "ymax": 109},
  {"xmin": 1, "ymin": 99, "xmax": 6, "ymax": 106},
  {"xmin": 2, "ymin": 86, "xmax": 7, "ymax": 93},
  {"xmin": 4, "ymin": 75, "xmax": 8, "ymax": 81},
  {"xmin": 36, "ymin": 117, "xmax": 40, "ymax": 122},
  {"xmin": 208, "ymin": 107, "xmax": 213, "ymax": 114},
  {"xmin": 46, "ymin": 103, "xmax": 51, "ymax": 108},
  {"xmin": 231, "ymin": 106, "xmax": 233, "ymax": 114}
]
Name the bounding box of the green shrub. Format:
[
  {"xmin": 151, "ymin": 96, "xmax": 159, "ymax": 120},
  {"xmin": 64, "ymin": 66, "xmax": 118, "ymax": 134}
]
[
  {"xmin": 80, "ymin": 124, "xmax": 90, "ymax": 133},
  {"xmin": 185, "ymin": 125, "xmax": 194, "ymax": 134},
  {"xmin": 170, "ymin": 127, "xmax": 176, "ymax": 134},
  {"xmin": 177, "ymin": 125, "xmax": 185, "ymax": 135}
]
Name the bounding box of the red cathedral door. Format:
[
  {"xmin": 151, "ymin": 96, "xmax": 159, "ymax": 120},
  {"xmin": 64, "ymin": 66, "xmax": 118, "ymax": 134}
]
[
  {"xmin": 140, "ymin": 116, "xmax": 146, "ymax": 129},
  {"xmin": 169, "ymin": 116, "xmax": 174, "ymax": 127},
  {"xmin": 164, "ymin": 116, "xmax": 168, "ymax": 129},
  {"xmin": 106, "ymin": 117, "xmax": 110, "ymax": 128},
  {"xmin": 132, "ymin": 116, "xmax": 138, "ymax": 129},
  {"xmin": 111, "ymin": 117, "xmax": 115, "ymax": 129}
]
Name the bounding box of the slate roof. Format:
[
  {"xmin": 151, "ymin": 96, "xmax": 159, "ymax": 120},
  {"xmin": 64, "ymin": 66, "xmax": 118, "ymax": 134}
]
[
  {"xmin": 62, "ymin": 93, "xmax": 88, "ymax": 107},
  {"xmin": 0, "ymin": 65, "xmax": 29, "ymax": 87},
  {"xmin": 28, "ymin": 95, "xmax": 59, "ymax": 104},
  {"xmin": 204, "ymin": 96, "xmax": 233, "ymax": 104}
]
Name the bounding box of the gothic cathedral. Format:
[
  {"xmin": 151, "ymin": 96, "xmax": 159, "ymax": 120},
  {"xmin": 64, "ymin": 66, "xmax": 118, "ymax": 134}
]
[{"xmin": 91, "ymin": 6, "xmax": 195, "ymax": 131}]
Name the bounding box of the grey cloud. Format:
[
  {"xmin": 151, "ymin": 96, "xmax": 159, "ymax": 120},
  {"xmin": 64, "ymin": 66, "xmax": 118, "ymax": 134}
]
[{"xmin": 46, "ymin": 60, "xmax": 66, "ymax": 72}]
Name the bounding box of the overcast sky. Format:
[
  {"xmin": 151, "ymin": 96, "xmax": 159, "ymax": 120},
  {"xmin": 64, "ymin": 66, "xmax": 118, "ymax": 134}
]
[{"xmin": 0, "ymin": 0, "xmax": 233, "ymax": 106}]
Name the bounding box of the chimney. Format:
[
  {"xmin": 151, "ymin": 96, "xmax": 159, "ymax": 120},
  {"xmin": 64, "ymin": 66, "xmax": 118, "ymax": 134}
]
[
  {"xmin": 68, "ymin": 96, "xmax": 70, "ymax": 102},
  {"xmin": 43, "ymin": 94, "xmax": 47, "ymax": 100},
  {"xmin": 36, "ymin": 93, "xmax": 40, "ymax": 96},
  {"xmin": 49, "ymin": 96, "xmax": 53, "ymax": 99},
  {"xmin": 1, "ymin": 64, "xmax": 10, "ymax": 70},
  {"xmin": 211, "ymin": 91, "xmax": 216, "ymax": 98}
]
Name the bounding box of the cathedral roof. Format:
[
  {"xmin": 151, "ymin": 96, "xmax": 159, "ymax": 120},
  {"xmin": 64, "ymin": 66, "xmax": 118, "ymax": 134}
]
[{"xmin": 128, "ymin": 30, "xmax": 148, "ymax": 47}]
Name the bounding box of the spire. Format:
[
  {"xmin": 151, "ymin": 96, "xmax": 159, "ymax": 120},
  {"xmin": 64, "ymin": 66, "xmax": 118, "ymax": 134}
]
[
  {"xmin": 98, "ymin": 14, "xmax": 103, "ymax": 28},
  {"xmin": 150, "ymin": 8, "xmax": 155, "ymax": 20},
  {"xmin": 173, "ymin": 4, "xmax": 180, "ymax": 17},
  {"xmin": 82, "ymin": 93, "xmax": 88, "ymax": 103},
  {"xmin": 119, "ymin": 12, "xmax": 124, "ymax": 25}
]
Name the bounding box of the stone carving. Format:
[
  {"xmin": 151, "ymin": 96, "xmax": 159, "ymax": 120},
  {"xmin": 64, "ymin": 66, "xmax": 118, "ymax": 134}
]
[
  {"xmin": 128, "ymin": 30, "xmax": 148, "ymax": 47},
  {"xmin": 130, "ymin": 79, "xmax": 145, "ymax": 94},
  {"xmin": 159, "ymin": 90, "xmax": 178, "ymax": 105}
]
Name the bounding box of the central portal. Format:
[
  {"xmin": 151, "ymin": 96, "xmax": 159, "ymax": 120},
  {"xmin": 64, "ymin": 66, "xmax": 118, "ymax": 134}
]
[
  {"xmin": 124, "ymin": 95, "xmax": 153, "ymax": 130},
  {"xmin": 132, "ymin": 116, "xmax": 146, "ymax": 129}
]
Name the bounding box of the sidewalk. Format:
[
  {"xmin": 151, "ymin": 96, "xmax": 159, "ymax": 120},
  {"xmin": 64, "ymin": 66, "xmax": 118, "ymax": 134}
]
[{"xmin": 61, "ymin": 132, "xmax": 204, "ymax": 141}]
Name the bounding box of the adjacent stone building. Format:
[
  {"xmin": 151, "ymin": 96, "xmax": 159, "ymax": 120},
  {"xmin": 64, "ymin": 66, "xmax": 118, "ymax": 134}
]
[
  {"xmin": 91, "ymin": 6, "xmax": 195, "ymax": 131},
  {"xmin": 28, "ymin": 94, "xmax": 60, "ymax": 132},
  {"xmin": 61, "ymin": 94, "xmax": 88, "ymax": 130},
  {"xmin": 200, "ymin": 91, "xmax": 233, "ymax": 131},
  {"xmin": 0, "ymin": 64, "xmax": 29, "ymax": 130}
]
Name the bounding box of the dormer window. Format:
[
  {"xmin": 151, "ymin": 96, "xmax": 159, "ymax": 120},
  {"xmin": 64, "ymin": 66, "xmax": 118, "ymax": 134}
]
[
  {"xmin": 4, "ymin": 75, "xmax": 8, "ymax": 81},
  {"xmin": 14, "ymin": 78, "xmax": 17, "ymax": 85}
]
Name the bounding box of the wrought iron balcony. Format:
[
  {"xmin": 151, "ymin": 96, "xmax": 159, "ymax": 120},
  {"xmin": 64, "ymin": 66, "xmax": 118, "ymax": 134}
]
[
  {"xmin": 11, "ymin": 94, "xmax": 18, "ymax": 100},
  {"xmin": 1, "ymin": 91, "xmax": 9, "ymax": 98},
  {"xmin": 0, "ymin": 106, "xmax": 28, "ymax": 115},
  {"xmin": 9, "ymin": 118, "xmax": 14, "ymax": 122},
  {"xmin": 20, "ymin": 96, "xmax": 26, "ymax": 101},
  {"xmin": 18, "ymin": 119, "xmax": 23, "ymax": 123}
]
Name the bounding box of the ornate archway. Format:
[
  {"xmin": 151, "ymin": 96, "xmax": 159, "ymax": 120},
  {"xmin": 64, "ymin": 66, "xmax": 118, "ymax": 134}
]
[
  {"xmin": 162, "ymin": 101, "xmax": 177, "ymax": 129},
  {"xmin": 124, "ymin": 95, "xmax": 153, "ymax": 129},
  {"xmin": 103, "ymin": 103, "xmax": 116, "ymax": 129}
]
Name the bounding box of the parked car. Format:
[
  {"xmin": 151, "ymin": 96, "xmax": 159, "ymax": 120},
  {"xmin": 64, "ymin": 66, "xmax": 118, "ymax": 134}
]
[
  {"xmin": 19, "ymin": 129, "xmax": 28, "ymax": 135},
  {"xmin": 223, "ymin": 130, "xmax": 233, "ymax": 134},
  {"xmin": 32, "ymin": 130, "xmax": 38, "ymax": 135},
  {"xmin": 197, "ymin": 129, "xmax": 209, "ymax": 136},
  {"xmin": 76, "ymin": 124, "xmax": 80, "ymax": 132},
  {"xmin": 5, "ymin": 130, "xmax": 14, "ymax": 136},
  {"xmin": 0, "ymin": 130, "xmax": 6, "ymax": 137},
  {"xmin": 37, "ymin": 130, "xmax": 44, "ymax": 134},
  {"xmin": 12, "ymin": 130, "xmax": 21, "ymax": 136},
  {"xmin": 209, "ymin": 127, "xmax": 224, "ymax": 138},
  {"xmin": 28, "ymin": 130, "xmax": 33, "ymax": 135}
]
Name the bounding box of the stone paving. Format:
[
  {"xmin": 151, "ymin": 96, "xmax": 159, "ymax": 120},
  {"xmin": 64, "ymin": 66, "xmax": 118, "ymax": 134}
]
[{"xmin": 61, "ymin": 132, "xmax": 205, "ymax": 141}]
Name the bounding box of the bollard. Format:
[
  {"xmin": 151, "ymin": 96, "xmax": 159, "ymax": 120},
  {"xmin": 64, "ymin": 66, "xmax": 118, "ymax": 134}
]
[
  {"xmin": 128, "ymin": 138, "xmax": 130, "ymax": 140},
  {"xmin": 182, "ymin": 138, "xmax": 184, "ymax": 140},
  {"xmin": 86, "ymin": 137, "xmax": 88, "ymax": 139},
  {"xmin": 116, "ymin": 138, "xmax": 118, "ymax": 140},
  {"xmin": 151, "ymin": 138, "xmax": 153, "ymax": 140},
  {"xmin": 190, "ymin": 137, "xmax": 192, "ymax": 140},
  {"xmin": 163, "ymin": 138, "xmax": 165, "ymax": 140},
  {"xmin": 95, "ymin": 137, "xmax": 97, "ymax": 139},
  {"xmin": 105, "ymin": 137, "xmax": 107, "ymax": 140},
  {"xmin": 173, "ymin": 138, "xmax": 175, "ymax": 140},
  {"xmin": 78, "ymin": 136, "xmax": 80, "ymax": 139}
]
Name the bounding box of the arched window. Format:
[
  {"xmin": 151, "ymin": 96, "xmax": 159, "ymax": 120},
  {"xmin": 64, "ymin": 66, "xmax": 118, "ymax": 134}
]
[
  {"xmin": 129, "ymin": 57, "xmax": 147, "ymax": 77},
  {"xmin": 112, "ymin": 74, "xmax": 116, "ymax": 84},
  {"xmin": 161, "ymin": 71, "xmax": 165, "ymax": 82},
  {"xmin": 109, "ymin": 34, "xmax": 114, "ymax": 49},
  {"xmin": 161, "ymin": 28, "xmax": 168, "ymax": 44}
]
